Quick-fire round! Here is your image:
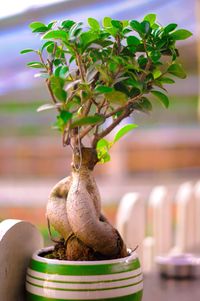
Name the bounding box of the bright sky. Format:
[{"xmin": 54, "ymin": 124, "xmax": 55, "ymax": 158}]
[{"xmin": 0, "ymin": 0, "xmax": 64, "ymax": 19}]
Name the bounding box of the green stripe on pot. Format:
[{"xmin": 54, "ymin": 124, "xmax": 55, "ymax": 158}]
[
  {"xmin": 26, "ymin": 279, "xmax": 143, "ymax": 291},
  {"xmin": 27, "ymin": 290, "xmax": 143, "ymax": 301},
  {"xmin": 30, "ymin": 258, "xmax": 140, "ymax": 275},
  {"xmin": 27, "ymin": 271, "xmax": 142, "ymax": 284}
]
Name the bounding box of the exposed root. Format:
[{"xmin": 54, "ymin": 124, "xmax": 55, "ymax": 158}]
[
  {"xmin": 46, "ymin": 176, "xmax": 72, "ymax": 239},
  {"xmin": 46, "ymin": 148, "xmax": 128, "ymax": 261}
]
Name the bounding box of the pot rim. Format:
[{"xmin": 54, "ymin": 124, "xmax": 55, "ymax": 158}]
[{"xmin": 32, "ymin": 246, "xmax": 138, "ymax": 265}]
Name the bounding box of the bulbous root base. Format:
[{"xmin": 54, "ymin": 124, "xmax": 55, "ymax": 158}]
[
  {"xmin": 46, "ymin": 147, "xmax": 128, "ymax": 261},
  {"xmin": 50, "ymin": 230, "xmax": 128, "ymax": 261},
  {"xmin": 65, "ymin": 230, "xmax": 128, "ymax": 261}
]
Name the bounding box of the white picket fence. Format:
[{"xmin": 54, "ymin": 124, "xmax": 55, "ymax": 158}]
[{"xmin": 116, "ymin": 180, "xmax": 200, "ymax": 273}]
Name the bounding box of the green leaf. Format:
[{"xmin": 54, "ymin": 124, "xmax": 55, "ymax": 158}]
[
  {"xmin": 79, "ymin": 31, "xmax": 98, "ymax": 50},
  {"xmin": 47, "ymin": 21, "xmax": 57, "ymax": 29},
  {"xmin": 64, "ymin": 79, "xmax": 81, "ymax": 91},
  {"xmin": 86, "ymin": 66, "xmax": 99, "ymax": 83},
  {"xmin": 42, "ymin": 30, "xmax": 68, "ymax": 41},
  {"xmin": 29, "ymin": 21, "xmax": 46, "ymax": 31},
  {"xmin": 114, "ymin": 124, "xmax": 138, "ymax": 143},
  {"xmin": 27, "ymin": 61, "xmax": 45, "ymax": 68},
  {"xmin": 153, "ymin": 69, "xmax": 162, "ymax": 79},
  {"xmin": 170, "ymin": 29, "xmax": 192, "ymax": 40},
  {"xmin": 103, "ymin": 17, "xmax": 112, "ymax": 28},
  {"xmin": 106, "ymin": 91, "xmax": 128, "ymax": 105},
  {"xmin": 141, "ymin": 21, "xmax": 151, "ymax": 35},
  {"xmin": 37, "ymin": 103, "xmax": 62, "ymax": 112},
  {"xmin": 143, "ymin": 13, "xmax": 156, "ymax": 26},
  {"xmin": 96, "ymin": 138, "xmax": 112, "ymax": 164},
  {"xmin": 97, "ymin": 138, "xmax": 110, "ymax": 149},
  {"xmin": 50, "ymin": 76, "xmax": 67, "ymax": 101},
  {"xmin": 164, "ymin": 23, "xmax": 177, "ymax": 34},
  {"xmin": 95, "ymin": 85, "xmax": 113, "ymax": 93},
  {"xmin": 32, "ymin": 27, "xmax": 49, "ymax": 33},
  {"xmin": 151, "ymin": 90, "xmax": 169, "ymax": 108},
  {"xmin": 54, "ymin": 111, "xmax": 73, "ymax": 131},
  {"xmin": 34, "ymin": 72, "xmax": 49, "ymax": 79},
  {"xmin": 54, "ymin": 66, "xmax": 62, "ymax": 77},
  {"xmin": 129, "ymin": 20, "xmax": 143, "ymax": 34},
  {"xmin": 127, "ymin": 36, "xmax": 140, "ymax": 46},
  {"xmin": 69, "ymin": 22, "xmax": 83, "ymax": 39},
  {"xmin": 160, "ymin": 77, "xmax": 175, "ymax": 84},
  {"xmin": 150, "ymin": 50, "xmax": 161, "ymax": 62},
  {"xmin": 41, "ymin": 41, "xmax": 54, "ymax": 51},
  {"xmin": 71, "ymin": 115, "xmax": 104, "ymax": 128},
  {"xmin": 111, "ymin": 20, "xmax": 123, "ymax": 30},
  {"xmin": 53, "ymin": 59, "xmax": 62, "ymax": 67},
  {"xmin": 88, "ymin": 18, "xmax": 100, "ymax": 31},
  {"xmin": 168, "ymin": 63, "xmax": 187, "ymax": 79},
  {"xmin": 122, "ymin": 20, "xmax": 129, "ymax": 28},
  {"xmin": 60, "ymin": 110, "xmax": 73, "ymax": 123},
  {"xmin": 61, "ymin": 20, "xmax": 75, "ymax": 29},
  {"xmin": 139, "ymin": 97, "xmax": 152, "ymax": 112},
  {"xmin": 59, "ymin": 66, "xmax": 69, "ymax": 78},
  {"xmin": 20, "ymin": 49, "xmax": 35, "ymax": 54},
  {"xmin": 98, "ymin": 151, "xmax": 111, "ymax": 164}
]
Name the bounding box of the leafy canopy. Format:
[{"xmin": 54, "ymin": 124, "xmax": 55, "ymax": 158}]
[{"xmin": 21, "ymin": 14, "xmax": 192, "ymax": 163}]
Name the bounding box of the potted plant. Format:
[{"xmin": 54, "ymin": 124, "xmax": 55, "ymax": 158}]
[{"xmin": 21, "ymin": 14, "xmax": 191, "ymax": 301}]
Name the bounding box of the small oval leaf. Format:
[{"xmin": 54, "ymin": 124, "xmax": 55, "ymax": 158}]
[
  {"xmin": 170, "ymin": 29, "xmax": 192, "ymax": 40},
  {"xmin": 71, "ymin": 115, "xmax": 105, "ymax": 128},
  {"xmin": 114, "ymin": 124, "xmax": 138, "ymax": 143},
  {"xmin": 20, "ymin": 49, "xmax": 35, "ymax": 54},
  {"xmin": 127, "ymin": 36, "xmax": 140, "ymax": 46},
  {"xmin": 88, "ymin": 18, "xmax": 100, "ymax": 31},
  {"xmin": 151, "ymin": 90, "xmax": 169, "ymax": 108},
  {"xmin": 37, "ymin": 103, "xmax": 62, "ymax": 112},
  {"xmin": 42, "ymin": 30, "xmax": 68, "ymax": 41},
  {"xmin": 29, "ymin": 21, "xmax": 46, "ymax": 31},
  {"xmin": 167, "ymin": 63, "xmax": 187, "ymax": 79}
]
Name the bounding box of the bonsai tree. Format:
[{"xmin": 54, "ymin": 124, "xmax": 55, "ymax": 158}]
[{"xmin": 21, "ymin": 14, "xmax": 192, "ymax": 261}]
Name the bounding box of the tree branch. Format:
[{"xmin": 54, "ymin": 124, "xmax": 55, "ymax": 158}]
[
  {"xmin": 75, "ymin": 52, "xmax": 85, "ymax": 81},
  {"xmin": 104, "ymin": 94, "xmax": 141, "ymax": 119},
  {"xmin": 46, "ymin": 79, "xmax": 58, "ymax": 104},
  {"xmin": 139, "ymin": 39, "xmax": 152, "ymax": 82},
  {"xmin": 92, "ymin": 106, "xmax": 132, "ymax": 147},
  {"xmin": 79, "ymin": 124, "xmax": 96, "ymax": 140}
]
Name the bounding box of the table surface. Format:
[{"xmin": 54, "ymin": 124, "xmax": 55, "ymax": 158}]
[{"xmin": 142, "ymin": 273, "xmax": 200, "ymax": 301}]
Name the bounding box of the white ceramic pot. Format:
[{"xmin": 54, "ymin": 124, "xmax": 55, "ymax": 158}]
[{"xmin": 26, "ymin": 246, "xmax": 143, "ymax": 301}]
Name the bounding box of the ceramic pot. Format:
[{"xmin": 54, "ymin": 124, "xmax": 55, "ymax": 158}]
[{"xmin": 26, "ymin": 246, "xmax": 143, "ymax": 301}]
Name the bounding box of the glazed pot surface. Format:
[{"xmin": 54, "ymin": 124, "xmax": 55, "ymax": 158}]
[{"xmin": 26, "ymin": 247, "xmax": 143, "ymax": 301}]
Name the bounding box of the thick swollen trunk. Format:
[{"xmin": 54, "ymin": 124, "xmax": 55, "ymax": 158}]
[{"xmin": 47, "ymin": 147, "xmax": 127, "ymax": 260}]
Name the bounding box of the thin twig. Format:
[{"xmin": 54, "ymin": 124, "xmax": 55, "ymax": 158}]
[
  {"xmin": 46, "ymin": 79, "xmax": 58, "ymax": 104},
  {"xmin": 92, "ymin": 106, "xmax": 132, "ymax": 147},
  {"xmin": 79, "ymin": 124, "xmax": 96, "ymax": 140}
]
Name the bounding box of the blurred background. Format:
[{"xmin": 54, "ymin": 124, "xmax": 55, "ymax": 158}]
[{"xmin": 0, "ymin": 0, "xmax": 199, "ymax": 243}]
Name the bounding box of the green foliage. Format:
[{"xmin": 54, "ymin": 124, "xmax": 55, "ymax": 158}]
[
  {"xmin": 20, "ymin": 49, "xmax": 35, "ymax": 54},
  {"xmin": 27, "ymin": 61, "xmax": 45, "ymax": 68},
  {"xmin": 97, "ymin": 124, "xmax": 137, "ymax": 163},
  {"xmin": 71, "ymin": 115, "xmax": 104, "ymax": 128},
  {"xmin": 42, "ymin": 30, "xmax": 68, "ymax": 41},
  {"xmin": 22, "ymin": 14, "xmax": 191, "ymax": 163},
  {"xmin": 114, "ymin": 124, "xmax": 138, "ymax": 142},
  {"xmin": 143, "ymin": 13, "xmax": 156, "ymax": 26},
  {"xmin": 170, "ymin": 29, "xmax": 192, "ymax": 40},
  {"xmin": 167, "ymin": 63, "xmax": 187, "ymax": 79},
  {"xmin": 151, "ymin": 90, "xmax": 169, "ymax": 108},
  {"xmin": 88, "ymin": 18, "xmax": 100, "ymax": 31}
]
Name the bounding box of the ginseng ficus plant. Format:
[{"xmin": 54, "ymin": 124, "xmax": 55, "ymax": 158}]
[{"xmin": 21, "ymin": 14, "xmax": 192, "ymax": 260}]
